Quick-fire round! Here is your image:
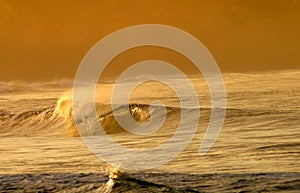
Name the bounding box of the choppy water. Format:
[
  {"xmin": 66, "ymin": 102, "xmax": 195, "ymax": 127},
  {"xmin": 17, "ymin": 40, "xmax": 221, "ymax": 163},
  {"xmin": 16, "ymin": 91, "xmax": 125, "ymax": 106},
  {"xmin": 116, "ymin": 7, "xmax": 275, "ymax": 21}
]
[{"xmin": 0, "ymin": 70, "xmax": 299, "ymax": 192}]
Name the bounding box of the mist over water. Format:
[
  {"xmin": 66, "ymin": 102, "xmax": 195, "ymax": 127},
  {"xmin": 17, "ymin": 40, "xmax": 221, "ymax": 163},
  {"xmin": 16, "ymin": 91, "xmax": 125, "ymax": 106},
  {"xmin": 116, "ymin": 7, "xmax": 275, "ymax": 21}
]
[{"xmin": 0, "ymin": 70, "xmax": 299, "ymax": 192}]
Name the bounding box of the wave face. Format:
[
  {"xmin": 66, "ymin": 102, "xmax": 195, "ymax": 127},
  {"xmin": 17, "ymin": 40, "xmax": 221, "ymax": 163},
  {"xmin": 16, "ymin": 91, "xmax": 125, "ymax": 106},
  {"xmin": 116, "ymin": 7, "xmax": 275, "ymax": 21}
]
[
  {"xmin": 0, "ymin": 76, "xmax": 201, "ymax": 137},
  {"xmin": 0, "ymin": 94, "xmax": 181, "ymax": 137}
]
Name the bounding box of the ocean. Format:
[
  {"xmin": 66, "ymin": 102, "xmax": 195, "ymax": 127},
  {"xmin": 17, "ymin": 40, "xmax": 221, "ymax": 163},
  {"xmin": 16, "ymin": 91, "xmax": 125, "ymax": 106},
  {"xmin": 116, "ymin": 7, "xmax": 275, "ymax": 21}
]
[{"xmin": 0, "ymin": 70, "xmax": 299, "ymax": 192}]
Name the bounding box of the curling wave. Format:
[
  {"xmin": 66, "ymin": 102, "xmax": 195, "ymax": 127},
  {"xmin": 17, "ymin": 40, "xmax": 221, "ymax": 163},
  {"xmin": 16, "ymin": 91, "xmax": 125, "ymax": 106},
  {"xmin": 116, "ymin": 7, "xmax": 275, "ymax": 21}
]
[{"xmin": 0, "ymin": 95, "xmax": 180, "ymax": 137}]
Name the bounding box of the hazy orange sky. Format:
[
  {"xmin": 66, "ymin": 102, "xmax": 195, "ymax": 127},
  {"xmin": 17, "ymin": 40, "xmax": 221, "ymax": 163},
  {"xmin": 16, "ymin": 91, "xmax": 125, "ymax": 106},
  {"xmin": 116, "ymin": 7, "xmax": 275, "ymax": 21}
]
[{"xmin": 0, "ymin": 0, "xmax": 299, "ymax": 81}]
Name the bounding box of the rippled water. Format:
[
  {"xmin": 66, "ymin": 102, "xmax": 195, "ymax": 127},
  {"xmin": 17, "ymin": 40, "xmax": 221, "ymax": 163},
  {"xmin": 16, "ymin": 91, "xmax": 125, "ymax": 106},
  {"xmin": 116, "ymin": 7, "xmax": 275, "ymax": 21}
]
[{"xmin": 0, "ymin": 70, "xmax": 299, "ymax": 192}]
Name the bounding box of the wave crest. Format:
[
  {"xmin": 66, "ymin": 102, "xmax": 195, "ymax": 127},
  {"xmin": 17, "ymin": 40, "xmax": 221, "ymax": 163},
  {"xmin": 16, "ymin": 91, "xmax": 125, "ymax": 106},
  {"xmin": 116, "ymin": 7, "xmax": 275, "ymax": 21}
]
[{"xmin": 0, "ymin": 93, "xmax": 175, "ymax": 137}]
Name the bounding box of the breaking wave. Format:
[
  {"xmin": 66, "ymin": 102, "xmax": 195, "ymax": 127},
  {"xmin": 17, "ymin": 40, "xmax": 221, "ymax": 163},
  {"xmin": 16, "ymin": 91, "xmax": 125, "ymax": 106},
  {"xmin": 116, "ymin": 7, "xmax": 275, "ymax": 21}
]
[{"xmin": 0, "ymin": 94, "xmax": 180, "ymax": 137}]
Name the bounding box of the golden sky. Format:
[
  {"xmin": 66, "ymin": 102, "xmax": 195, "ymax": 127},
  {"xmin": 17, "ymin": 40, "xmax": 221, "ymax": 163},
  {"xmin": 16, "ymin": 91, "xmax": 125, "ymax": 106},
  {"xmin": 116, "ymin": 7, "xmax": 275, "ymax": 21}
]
[{"xmin": 0, "ymin": 0, "xmax": 299, "ymax": 81}]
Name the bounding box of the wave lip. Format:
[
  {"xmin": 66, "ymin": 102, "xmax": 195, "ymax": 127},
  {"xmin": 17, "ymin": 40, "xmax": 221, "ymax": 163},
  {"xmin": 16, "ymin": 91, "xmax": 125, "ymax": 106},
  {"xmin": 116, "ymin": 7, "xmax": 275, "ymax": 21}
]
[{"xmin": 0, "ymin": 94, "xmax": 182, "ymax": 137}]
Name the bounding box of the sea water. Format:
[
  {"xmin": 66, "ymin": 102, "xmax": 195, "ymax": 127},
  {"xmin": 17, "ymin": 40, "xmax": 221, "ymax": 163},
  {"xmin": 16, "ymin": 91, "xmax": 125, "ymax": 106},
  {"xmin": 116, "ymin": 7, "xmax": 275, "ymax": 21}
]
[{"xmin": 0, "ymin": 70, "xmax": 299, "ymax": 192}]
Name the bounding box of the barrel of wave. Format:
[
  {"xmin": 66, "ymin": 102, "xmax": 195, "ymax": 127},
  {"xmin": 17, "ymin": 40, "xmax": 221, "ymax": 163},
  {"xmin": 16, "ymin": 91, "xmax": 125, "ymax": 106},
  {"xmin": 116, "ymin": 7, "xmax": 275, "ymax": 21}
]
[
  {"xmin": 54, "ymin": 92, "xmax": 151, "ymax": 137},
  {"xmin": 54, "ymin": 93, "xmax": 80, "ymax": 137}
]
